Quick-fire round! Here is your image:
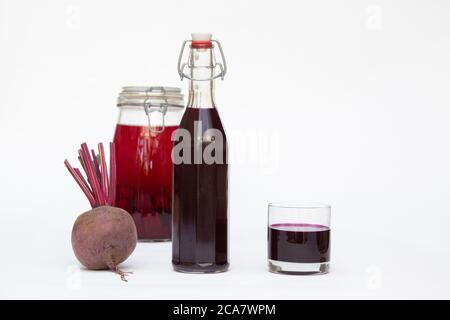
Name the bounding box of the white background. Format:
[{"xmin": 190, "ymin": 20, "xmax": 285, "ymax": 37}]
[{"xmin": 1, "ymin": 0, "xmax": 450, "ymax": 299}]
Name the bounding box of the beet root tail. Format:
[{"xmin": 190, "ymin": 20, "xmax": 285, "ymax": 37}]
[{"xmin": 107, "ymin": 263, "xmax": 133, "ymax": 282}]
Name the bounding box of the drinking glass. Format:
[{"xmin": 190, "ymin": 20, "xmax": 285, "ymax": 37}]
[{"xmin": 268, "ymin": 202, "xmax": 331, "ymax": 275}]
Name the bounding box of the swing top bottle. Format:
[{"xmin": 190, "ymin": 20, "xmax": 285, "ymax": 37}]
[{"xmin": 172, "ymin": 34, "xmax": 229, "ymax": 273}]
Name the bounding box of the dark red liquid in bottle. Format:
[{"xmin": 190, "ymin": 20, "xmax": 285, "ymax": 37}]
[
  {"xmin": 268, "ymin": 223, "xmax": 330, "ymax": 263},
  {"xmin": 114, "ymin": 124, "xmax": 178, "ymax": 240},
  {"xmin": 172, "ymin": 108, "xmax": 229, "ymax": 273}
]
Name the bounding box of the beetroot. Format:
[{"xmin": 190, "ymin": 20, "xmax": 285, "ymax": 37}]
[
  {"xmin": 71, "ymin": 206, "xmax": 137, "ymax": 281},
  {"xmin": 65, "ymin": 142, "xmax": 137, "ymax": 281}
]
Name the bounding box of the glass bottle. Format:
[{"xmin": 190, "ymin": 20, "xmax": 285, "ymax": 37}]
[
  {"xmin": 172, "ymin": 34, "xmax": 229, "ymax": 273},
  {"xmin": 113, "ymin": 86, "xmax": 184, "ymax": 241}
]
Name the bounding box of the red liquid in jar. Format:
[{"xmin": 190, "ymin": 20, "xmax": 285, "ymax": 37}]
[{"xmin": 113, "ymin": 124, "xmax": 178, "ymax": 240}]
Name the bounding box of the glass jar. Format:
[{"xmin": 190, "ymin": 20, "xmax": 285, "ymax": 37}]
[{"xmin": 113, "ymin": 86, "xmax": 184, "ymax": 241}]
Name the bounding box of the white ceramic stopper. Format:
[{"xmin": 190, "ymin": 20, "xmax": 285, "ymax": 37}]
[{"xmin": 191, "ymin": 33, "xmax": 212, "ymax": 41}]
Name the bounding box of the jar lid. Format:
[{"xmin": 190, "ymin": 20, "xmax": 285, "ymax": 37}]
[{"xmin": 117, "ymin": 86, "xmax": 184, "ymax": 109}]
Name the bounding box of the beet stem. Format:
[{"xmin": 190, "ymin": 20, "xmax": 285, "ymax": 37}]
[
  {"xmin": 66, "ymin": 143, "xmax": 116, "ymax": 208},
  {"xmin": 81, "ymin": 143, "xmax": 104, "ymax": 207},
  {"xmin": 78, "ymin": 152, "xmax": 87, "ymax": 173},
  {"xmin": 98, "ymin": 143, "xmax": 109, "ymax": 203},
  {"xmin": 108, "ymin": 142, "xmax": 116, "ymax": 206},
  {"xmin": 73, "ymin": 168, "xmax": 93, "ymax": 194},
  {"xmin": 64, "ymin": 160, "xmax": 96, "ymax": 207},
  {"xmin": 91, "ymin": 149, "xmax": 102, "ymax": 184}
]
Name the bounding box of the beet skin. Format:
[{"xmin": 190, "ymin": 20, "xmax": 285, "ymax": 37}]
[{"xmin": 71, "ymin": 206, "xmax": 137, "ymax": 279}]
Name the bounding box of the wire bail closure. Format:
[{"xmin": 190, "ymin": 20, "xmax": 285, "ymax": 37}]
[
  {"xmin": 177, "ymin": 39, "xmax": 227, "ymax": 81},
  {"xmin": 143, "ymin": 87, "xmax": 168, "ymax": 134}
]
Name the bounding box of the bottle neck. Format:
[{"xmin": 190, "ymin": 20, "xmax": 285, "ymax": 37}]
[{"xmin": 187, "ymin": 47, "xmax": 216, "ymax": 109}]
